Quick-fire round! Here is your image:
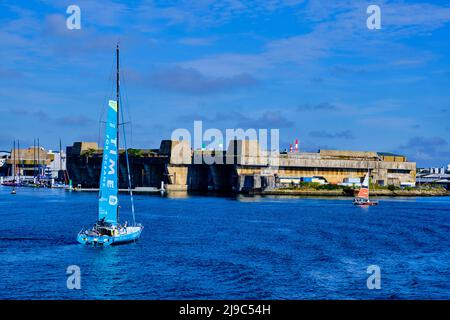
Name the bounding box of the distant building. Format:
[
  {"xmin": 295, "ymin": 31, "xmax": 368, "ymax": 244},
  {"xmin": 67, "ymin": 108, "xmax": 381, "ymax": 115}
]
[
  {"xmin": 420, "ymin": 167, "xmax": 447, "ymax": 175},
  {"xmin": 66, "ymin": 140, "xmax": 417, "ymax": 191},
  {"xmin": 66, "ymin": 142, "xmax": 99, "ymax": 157},
  {"xmin": 46, "ymin": 149, "xmax": 66, "ymax": 179},
  {"xmin": 377, "ymin": 152, "xmax": 407, "ymax": 163},
  {"xmin": 0, "ymin": 146, "xmax": 66, "ymax": 179},
  {"xmin": 416, "ymin": 166, "xmax": 450, "ymax": 189}
]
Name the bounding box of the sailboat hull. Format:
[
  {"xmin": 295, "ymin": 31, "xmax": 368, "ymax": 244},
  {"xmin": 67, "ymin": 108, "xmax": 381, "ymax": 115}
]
[
  {"xmin": 353, "ymin": 200, "xmax": 378, "ymax": 206},
  {"xmin": 77, "ymin": 226, "xmax": 143, "ymax": 246}
]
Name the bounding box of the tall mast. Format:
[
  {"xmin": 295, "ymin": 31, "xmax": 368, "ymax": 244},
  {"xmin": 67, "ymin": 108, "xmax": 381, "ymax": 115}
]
[
  {"xmin": 59, "ymin": 139, "xmax": 62, "ymax": 171},
  {"xmin": 17, "ymin": 139, "xmax": 20, "ymax": 181},
  {"xmin": 33, "ymin": 138, "xmax": 36, "ymax": 179},
  {"xmin": 116, "ymin": 43, "xmax": 120, "ymax": 167},
  {"xmin": 12, "ymin": 140, "xmax": 15, "ymax": 180},
  {"xmin": 37, "ymin": 138, "xmax": 40, "ymax": 179},
  {"xmin": 116, "ymin": 43, "xmax": 120, "ymax": 220}
]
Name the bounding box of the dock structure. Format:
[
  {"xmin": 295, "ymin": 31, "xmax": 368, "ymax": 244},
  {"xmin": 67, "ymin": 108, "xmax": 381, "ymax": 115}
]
[
  {"xmin": 65, "ymin": 140, "xmax": 416, "ymax": 193},
  {"xmin": 0, "ymin": 145, "xmax": 66, "ymax": 181}
]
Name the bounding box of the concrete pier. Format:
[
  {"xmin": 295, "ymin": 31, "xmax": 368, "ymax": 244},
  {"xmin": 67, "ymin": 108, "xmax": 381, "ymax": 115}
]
[{"xmin": 65, "ymin": 140, "xmax": 416, "ymax": 193}]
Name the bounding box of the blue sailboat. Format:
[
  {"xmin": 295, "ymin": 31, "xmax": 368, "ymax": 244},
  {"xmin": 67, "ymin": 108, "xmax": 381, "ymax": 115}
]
[{"xmin": 77, "ymin": 45, "xmax": 143, "ymax": 246}]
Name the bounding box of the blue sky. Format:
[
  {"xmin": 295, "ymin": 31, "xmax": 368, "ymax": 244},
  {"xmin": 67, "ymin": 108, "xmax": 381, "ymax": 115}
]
[{"xmin": 1, "ymin": 0, "xmax": 450, "ymax": 166}]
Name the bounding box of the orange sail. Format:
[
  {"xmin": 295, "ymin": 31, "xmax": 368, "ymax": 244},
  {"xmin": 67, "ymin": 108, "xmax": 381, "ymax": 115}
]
[
  {"xmin": 357, "ymin": 172, "xmax": 370, "ymax": 199},
  {"xmin": 357, "ymin": 187, "xmax": 369, "ymax": 199}
]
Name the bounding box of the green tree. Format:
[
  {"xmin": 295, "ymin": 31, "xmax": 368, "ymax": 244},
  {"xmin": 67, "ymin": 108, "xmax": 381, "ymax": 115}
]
[
  {"xmin": 387, "ymin": 184, "xmax": 396, "ymax": 191},
  {"xmin": 128, "ymin": 148, "xmax": 144, "ymax": 157},
  {"xmin": 82, "ymin": 148, "xmax": 96, "ymax": 157}
]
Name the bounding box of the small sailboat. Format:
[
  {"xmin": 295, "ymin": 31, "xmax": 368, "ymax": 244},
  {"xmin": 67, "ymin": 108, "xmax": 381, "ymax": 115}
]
[
  {"xmin": 353, "ymin": 170, "xmax": 378, "ymax": 206},
  {"xmin": 77, "ymin": 44, "xmax": 143, "ymax": 246},
  {"xmin": 52, "ymin": 139, "xmax": 69, "ymax": 189},
  {"xmin": 4, "ymin": 140, "xmax": 19, "ymax": 192}
]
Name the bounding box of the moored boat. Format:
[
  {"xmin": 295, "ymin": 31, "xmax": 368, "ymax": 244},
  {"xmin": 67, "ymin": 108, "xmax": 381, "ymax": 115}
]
[{"xmin": 1, "ymin": 180, "xmax": 20, "ymax": 187}]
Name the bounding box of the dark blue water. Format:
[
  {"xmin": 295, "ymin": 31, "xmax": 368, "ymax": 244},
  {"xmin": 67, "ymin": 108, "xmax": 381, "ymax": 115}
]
[{"xmin": 0, "ymin": 186, "xmax": 449, "ymax": 299}]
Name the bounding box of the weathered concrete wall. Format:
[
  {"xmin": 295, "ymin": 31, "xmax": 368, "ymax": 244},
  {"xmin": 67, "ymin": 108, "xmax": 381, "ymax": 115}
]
[
  {"xmin": 160, "ymin": 140, "xmax": 191, "ymax": 165},
  {"xmin": 188, "ymin": 164, "xmax": 210, "ymax": 191},
  {"xmin": 66, "ymin": 140, "xmax": 416, "ymax": 192},
  {"xmin": 209, "ymin": 165, "xmax": 236, "ymax": 192},
  {"xmin": 66, "ymin": 155, "xmax": 167, "ymax": 188},
  {"xmin": 319, "ymin": 149, "xmax": 379, "ymax": 159},
  {"xmin": 235, "ymin": 162, "xmax": 415, "ymax": 185},
  {"xmin": 166, "ymin": 165, "xmax": 189, "ymax": 186}
]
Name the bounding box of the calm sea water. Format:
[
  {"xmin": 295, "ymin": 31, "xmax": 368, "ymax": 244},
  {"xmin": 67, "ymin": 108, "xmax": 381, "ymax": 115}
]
[{"xmin": 0, "ymin": 186, "xmax": 449, "ymax": 299}]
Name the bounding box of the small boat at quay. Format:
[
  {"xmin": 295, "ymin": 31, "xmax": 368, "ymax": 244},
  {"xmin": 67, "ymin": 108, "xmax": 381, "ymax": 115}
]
[
  {"xmin": 77, "ymin": 44, "xmax": 143, "ymax": 246},
  {"xmin": 2, "ymin": 180, "xmax": 20, "ymax": 187}
]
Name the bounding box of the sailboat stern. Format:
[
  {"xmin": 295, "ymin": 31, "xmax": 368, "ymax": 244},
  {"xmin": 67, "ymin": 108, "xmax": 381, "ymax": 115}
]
[
  {"xmin": 77, "ymin": 224, "xmax": 143, "ymax": 246},
  {"xmin": 77, "ymin": 230, "xmax": 114, "ymax": 246}
]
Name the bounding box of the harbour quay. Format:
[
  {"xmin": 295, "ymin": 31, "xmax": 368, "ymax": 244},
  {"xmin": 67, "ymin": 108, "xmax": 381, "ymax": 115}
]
[{"xmin": 63, "ymin": 140, "xmax": 417, "ymax": 193}]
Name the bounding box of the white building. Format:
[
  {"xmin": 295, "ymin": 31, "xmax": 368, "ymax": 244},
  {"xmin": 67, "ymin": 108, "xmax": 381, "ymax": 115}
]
[{"xmin": 45, "ymin": 150, "xmax": 66, "ymax": 179}]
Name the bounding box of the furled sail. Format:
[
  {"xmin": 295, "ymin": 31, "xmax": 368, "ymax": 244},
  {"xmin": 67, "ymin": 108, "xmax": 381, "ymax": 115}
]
[
  {"xmin": 98, "ymin": 100, "xmax": 119, "ymax": 224},
  {"xmin": 357, "ymin": 172, "xmax": 370, "ymax": 199}
]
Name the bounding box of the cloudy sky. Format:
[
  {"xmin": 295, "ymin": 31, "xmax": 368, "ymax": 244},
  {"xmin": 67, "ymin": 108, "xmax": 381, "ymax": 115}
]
[{"xmin": 1, "ymin": 0, "xmax": 450, "ymax": 166}]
